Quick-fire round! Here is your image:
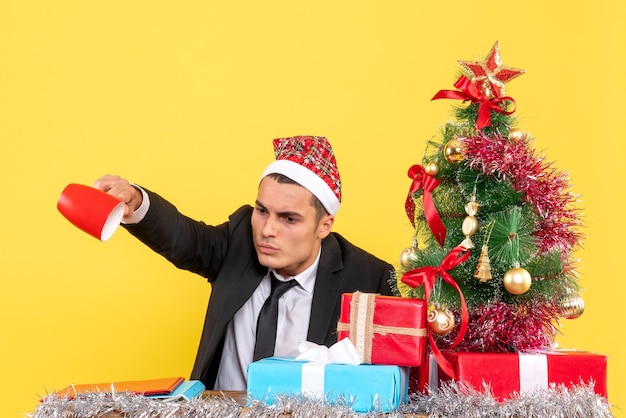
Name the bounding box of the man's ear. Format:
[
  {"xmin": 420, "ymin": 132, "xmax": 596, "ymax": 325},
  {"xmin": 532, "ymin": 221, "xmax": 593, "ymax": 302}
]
[{"xmin": 317, "ymin": 215, "xmax": 335, "ymax": 239}]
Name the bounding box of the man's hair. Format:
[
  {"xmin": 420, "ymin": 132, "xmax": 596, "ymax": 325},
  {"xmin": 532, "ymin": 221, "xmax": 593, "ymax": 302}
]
[{"xmin": 265, "ymin": 172, "xmax": 330, "ymax": 222}]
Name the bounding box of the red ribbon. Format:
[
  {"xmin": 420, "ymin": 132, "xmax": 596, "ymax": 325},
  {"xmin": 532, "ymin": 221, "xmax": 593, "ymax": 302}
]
[
  {"xmin": 401, "ymin": 246, "xmax": 470, "ymax": 379},
  {"xmin": 432, "ymin": 75, "xmax": 517, "ymax": 129},
  {"xmin": 405, "ymin": 165, "xmax": 446, "ymax": 247}
]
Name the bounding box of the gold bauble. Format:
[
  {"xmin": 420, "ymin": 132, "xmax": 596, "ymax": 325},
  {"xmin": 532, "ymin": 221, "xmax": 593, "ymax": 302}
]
[
  {"xmin": 503, "ymin": 266, "xmax": 532, "ymax": 295},
  {"xmin": 427, "ymin": 307, "xmax": 455, "ymax": 335},
  {"xmin": 424, "ymin": 161, "xmax": 440, "ymax": 176},
  {"xmin": 443, "ymin": 138, "xmax": 465, "ymax": 163},
  {"xmin": 508, "ymin": 129, "xmax": 525, "ymax": 141},
  {"xmin": 559, "ymin": 293, "xmax": 585, "ymax": 319},
  {"xmin": 400, "ymin": 246, "xmax": 419, "ymax": 269},
  {"xmin": 461, "ymin": 215, "xmax": 479, "ymax": 237}
]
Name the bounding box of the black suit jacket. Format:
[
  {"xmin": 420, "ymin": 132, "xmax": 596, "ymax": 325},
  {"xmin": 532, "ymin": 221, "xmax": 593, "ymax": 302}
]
[{"xmin": 125, "ymin": 189, "xmax": 394, "ymax": 388}]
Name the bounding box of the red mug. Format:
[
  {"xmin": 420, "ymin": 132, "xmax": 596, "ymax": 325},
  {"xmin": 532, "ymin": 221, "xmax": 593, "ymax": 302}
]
[{"xmin": 57, "ymin": 183, "xmax": 126, "ymax": 241}]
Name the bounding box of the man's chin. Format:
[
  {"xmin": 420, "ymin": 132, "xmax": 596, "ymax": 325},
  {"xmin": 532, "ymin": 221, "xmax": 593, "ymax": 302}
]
[{"xmin": 255, "ymin": 252, "xmax": 280, "ymax": 269}]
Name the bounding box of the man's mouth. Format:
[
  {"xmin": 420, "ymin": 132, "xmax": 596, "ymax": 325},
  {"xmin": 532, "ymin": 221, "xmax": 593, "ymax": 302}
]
[{"xmin": 257, "ymin": 243, "xmax": 278, "ymax": 254}]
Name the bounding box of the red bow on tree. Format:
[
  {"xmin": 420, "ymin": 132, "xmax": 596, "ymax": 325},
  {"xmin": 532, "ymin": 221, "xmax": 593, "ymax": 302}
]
[
  {"xmin": 431, "ymin": 75, "xmax": 517, "ymax": 129},
  {"xmin": 405, "ymin": 164, "xmax": 446, "ymax": 247},
  {"xmin": 402, "ymin": 246, "xmax": 470, "ymax": 378}
]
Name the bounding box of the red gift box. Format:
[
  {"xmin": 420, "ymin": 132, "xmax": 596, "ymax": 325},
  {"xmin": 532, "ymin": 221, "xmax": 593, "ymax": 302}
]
[
  {"xmin": 337, "ymin": 292, "xmax": 427, "ymax": 367},
  {"xmin": 415, "ymin": 350, "xmax": 607, "ymax": 400}
]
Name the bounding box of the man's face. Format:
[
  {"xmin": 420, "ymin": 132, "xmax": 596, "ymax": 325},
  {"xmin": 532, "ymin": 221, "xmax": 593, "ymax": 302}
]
[{"xmin": 251, "ymin": 176, "xmax": 334, "ymax": 277}]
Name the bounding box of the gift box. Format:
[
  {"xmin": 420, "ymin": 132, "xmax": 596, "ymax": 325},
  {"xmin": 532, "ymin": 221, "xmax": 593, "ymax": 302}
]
[
  {"xmin": 415, "ymin": 350, "xmax": 607, "ymax": 401},
  {"xmin": 337, "ymin": 292, "xmax": 427, "ymax": 366},
  {"xmin": 148, "ymin": 380, "xmax": 206, "ymax": 401},
  {"xmin": 247, "ymin": 357, "xmax": 408, "ymax": 412}
]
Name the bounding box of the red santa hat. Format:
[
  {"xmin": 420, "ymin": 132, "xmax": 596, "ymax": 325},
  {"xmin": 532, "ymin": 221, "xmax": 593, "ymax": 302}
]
[{"xmin": 261, "ymin": 136, "xmax": 342, "ymax": 215}]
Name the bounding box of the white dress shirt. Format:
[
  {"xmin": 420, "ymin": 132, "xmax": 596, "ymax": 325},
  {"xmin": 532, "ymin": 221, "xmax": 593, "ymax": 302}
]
[
  {"xmin": 214, "ymin": 257, "xmax": 317, "ymax": 390},
  {"xmin": 122, "ymin": 187, "xmax": 317, "ymax": 391}
]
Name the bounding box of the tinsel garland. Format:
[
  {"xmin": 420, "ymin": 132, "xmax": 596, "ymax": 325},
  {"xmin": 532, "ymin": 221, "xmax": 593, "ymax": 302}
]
[
  {"xmin": 462, "ymin": 131, "xmax": 582, "ymax": 255},
  {"xmin": 436, "ymin": 299, "xmax": 559, "ymax": 352},
  {"xmin": 405, "ymin": 381, "xmax": 613, "ymax": 418},
  {"xmin": 30, "ymin": 382, "xmax": 612, "ymax": 418}
]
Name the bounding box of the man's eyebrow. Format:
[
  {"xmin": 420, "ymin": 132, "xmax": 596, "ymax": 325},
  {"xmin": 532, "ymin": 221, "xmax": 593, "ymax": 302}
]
[
  {"xmin": 277, "ymin": 210, "xmax": 302, "ymax": 219},
  {"xmin": 255, "ymin": 200, "xmax": 303, "ymax": 219}
]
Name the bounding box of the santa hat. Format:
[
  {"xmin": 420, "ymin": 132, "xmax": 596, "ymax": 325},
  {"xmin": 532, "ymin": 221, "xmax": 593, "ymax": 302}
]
[{"xmin": 261, "ymin": 136, "xmax": 342, "ymax": 215}]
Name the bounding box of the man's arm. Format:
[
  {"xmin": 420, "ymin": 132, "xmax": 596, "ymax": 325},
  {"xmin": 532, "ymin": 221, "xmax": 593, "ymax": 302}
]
[{"xmin": 93, "ymin": 174, "xmax": 231, "ymax": 280}]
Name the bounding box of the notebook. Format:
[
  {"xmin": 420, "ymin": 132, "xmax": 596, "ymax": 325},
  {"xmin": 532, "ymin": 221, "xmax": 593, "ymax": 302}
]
[{"xmin": 54, "ymin": 376, "xmax": 185, "ymax": 399}]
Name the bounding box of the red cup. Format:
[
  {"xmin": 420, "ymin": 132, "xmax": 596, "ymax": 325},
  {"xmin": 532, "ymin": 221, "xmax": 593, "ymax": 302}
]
[{"xmin": 57, "ymin": 183, "xmax": 126, "ymax": 241}]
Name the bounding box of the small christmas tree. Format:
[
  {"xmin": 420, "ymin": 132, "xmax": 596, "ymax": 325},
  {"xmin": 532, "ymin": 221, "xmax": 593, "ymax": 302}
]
[{"xmin": 397, "ymin": 41, "xmax": 584, "ymax": 356}]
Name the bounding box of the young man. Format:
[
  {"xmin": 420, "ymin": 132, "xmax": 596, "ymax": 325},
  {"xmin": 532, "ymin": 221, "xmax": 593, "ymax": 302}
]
[{"xmin": 94, "ymin": 136, "xmax": 394, "ymax": 390}]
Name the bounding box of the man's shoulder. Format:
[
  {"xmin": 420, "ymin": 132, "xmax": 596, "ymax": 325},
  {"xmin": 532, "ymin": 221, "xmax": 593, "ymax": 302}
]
[
  {"xmin": 328, "ymin": 232, "xmax": 391, "ymax": 267},
  {"xmin": 324, "ymin": 232, "xmax": 395, "ymax": 295},
  {"xmin": 224, "ymin": 205, "xmax": 254, "ymax": 238},
  {"xmin": 229, "ymin": 205, "xmax": 253, "ymax": 222}
]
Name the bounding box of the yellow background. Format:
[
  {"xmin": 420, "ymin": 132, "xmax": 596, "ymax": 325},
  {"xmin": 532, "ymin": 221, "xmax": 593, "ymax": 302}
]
[{"xmin": 1, "ymin": 1, "xmax": 624, "ymax": 416}]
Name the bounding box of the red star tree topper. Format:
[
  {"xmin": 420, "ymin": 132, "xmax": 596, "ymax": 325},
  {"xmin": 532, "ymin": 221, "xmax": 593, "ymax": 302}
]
[{"xmin": 458, "ymin": 41, "xmax": 526, "ymax": 98}]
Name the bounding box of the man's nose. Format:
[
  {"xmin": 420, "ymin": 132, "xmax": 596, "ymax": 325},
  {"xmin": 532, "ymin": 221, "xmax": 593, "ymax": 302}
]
[{"xmin": 261, "ymin": 216, "xmax": 277, "ymax": 236}]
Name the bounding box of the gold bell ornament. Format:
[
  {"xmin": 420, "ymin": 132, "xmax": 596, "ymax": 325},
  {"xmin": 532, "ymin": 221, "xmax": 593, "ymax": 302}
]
[
  {"xmin": 503, "ymin": 262, "xmax": 532, "ymax": 295},
  {"xmin": 474, "ymin": 220, "xmax": 495, "ymax": 283},
  {"xmin": 474, "ymin": 245, "xmax": 492, "ymax": 282},
  {"xmin": 427, "ymin": 306, "xmax": 456, "ymax": 335}
]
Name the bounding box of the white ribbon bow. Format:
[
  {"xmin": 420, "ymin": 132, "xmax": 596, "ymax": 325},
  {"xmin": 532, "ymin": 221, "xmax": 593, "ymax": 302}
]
[{"xmin": 295, "ymin": 338, "xmax": 362, "ymax": 365}]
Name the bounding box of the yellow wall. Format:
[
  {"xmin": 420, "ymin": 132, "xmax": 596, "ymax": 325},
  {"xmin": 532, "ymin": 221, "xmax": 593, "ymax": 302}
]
[{"xmin": 1, "ymin": 1, "xmax": 624, "ymax": 416}]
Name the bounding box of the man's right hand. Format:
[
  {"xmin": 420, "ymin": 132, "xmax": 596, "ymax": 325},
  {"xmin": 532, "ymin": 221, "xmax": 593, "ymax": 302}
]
[{"xmin": 93, "ymin": 175, "xmax": 143, "ymax": 218}]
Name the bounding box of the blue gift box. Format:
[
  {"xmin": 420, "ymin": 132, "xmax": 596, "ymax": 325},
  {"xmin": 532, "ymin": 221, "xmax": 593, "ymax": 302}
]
[
  {"xmin": 247, "ymin": 357, "xmax": 408, "ymax": 413},
  {"xmin": 148, "ymin": 380, "xmax": 206, "ymax": 401}
]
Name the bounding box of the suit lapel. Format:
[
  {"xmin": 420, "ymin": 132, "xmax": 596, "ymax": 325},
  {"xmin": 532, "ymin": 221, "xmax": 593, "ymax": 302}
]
[
  {"xmin": 307, "ymin": 234, "xmax": 344, "ymax": 344},
  {"xmin": 224, "ymin": 257, "xmax": 267, "ymax": 316}
]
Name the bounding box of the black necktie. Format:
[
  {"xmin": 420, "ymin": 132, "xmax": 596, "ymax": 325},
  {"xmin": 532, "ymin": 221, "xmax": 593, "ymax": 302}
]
[{"xmin": 253, "ymin": 273, "xmax": 298, "ymax": 361}]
